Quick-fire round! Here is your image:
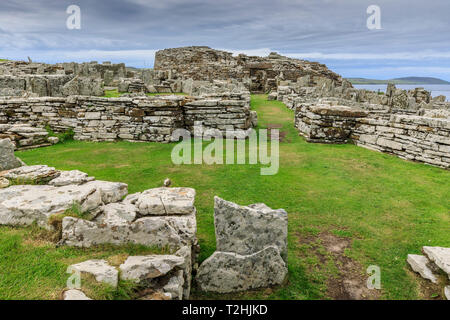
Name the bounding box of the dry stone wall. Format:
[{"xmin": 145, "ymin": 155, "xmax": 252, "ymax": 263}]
[
  {"xmin": 294, "ymin": 102, "xmax": 450, "ymax": 169},
  {"xmin": 0, "ymin": 93, "xmax": 254, "ymax": 144}
]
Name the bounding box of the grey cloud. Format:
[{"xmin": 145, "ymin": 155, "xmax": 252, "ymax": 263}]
[{"xmin": 0, "ymin": 0, "xmax": 448, "ymax": 79}]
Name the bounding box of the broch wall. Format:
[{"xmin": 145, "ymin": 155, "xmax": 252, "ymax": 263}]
[{"xmin": 154, "ymin": 46, "xmax": 345, "ymax": 93}]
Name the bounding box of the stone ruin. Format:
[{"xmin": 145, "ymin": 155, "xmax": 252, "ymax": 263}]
[
  {"xmin": 0, "ymin": 46, "xmax": 449, "ymax": 299},
  {"xmin": 0, "ymin": 143, "xmax": 289, "ymax": 299},
  {"xmin": 154, "ymin": 46, "xmax": 345, "ymax": 94},
  {"xmin": 272, "ymin": 68, "xmax": 450, "ymax": 169}
]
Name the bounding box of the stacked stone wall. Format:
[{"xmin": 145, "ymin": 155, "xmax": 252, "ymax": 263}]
[
  {"xmin": 0, "ymin": 93, "xmax": 254, "ymax": 144},
  {"xmin": 294, "ymin": 102, "xmax": 450, "ymax": 169}
]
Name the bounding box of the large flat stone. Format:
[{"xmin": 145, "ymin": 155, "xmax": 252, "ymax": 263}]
[
  {"xmin": 0, "ymin": 180, "xmax": 127, "ymax": 227},
  {"xmin": 49, "ymin": 170, "xmax": 94, "ymax": 186},
  {"xmin": 61, "ymin": 211, "xmax": 196, "ymax": 248},
  {"xmin": 95, "ymin": 202, "xmax": 137, "ymax": 225},
  {"xmin": 119, "ymin": 255, "xmax": 185, "ymax": 283},
  {"xmin": 136, "ymin": 187, "xmax": 196, "ymax": 215},
  {"xmin": 69, "ymin": 259, "xmax": 118, "ymax": 288},
  {"xmin": 196, "ymin": 246, "xmax": 287, "ymax": 293},
  {"xmin": 1, "ymin": 165, "xmax": 60, "ymax": 184},
  {"xmin": 407, "ymin": 254, "xmax": 439, "ymax": 284},
  {"xmin": 423, "ymin": 246, "xmax": 450, "ymax": 279},
  {"xmin": 214, "ymin": 197, "xmax": 288, "ymax": 261}
]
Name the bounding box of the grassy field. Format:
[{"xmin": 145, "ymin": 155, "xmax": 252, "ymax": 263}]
[{"xmin": 1, "ymin": 95, "xmax": 449, "ymax": 300}]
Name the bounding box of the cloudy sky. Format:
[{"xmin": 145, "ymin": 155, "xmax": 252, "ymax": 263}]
[{"xmin": 1, "ymin": 0, "xmax": 449, "ymax": 80}]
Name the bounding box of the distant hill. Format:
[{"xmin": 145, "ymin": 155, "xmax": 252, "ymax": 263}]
[{"xmin": 347, "ymin": 77, "xmax": 450, "ymax": 85}]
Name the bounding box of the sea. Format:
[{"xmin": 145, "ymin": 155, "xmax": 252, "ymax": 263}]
[{"xmin": 353, "ymin": 84, "xmax": 450, "ymax": 102}]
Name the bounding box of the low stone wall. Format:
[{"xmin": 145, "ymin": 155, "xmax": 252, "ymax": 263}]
[
  {"xmin": 294, "ymin": 103, "xmax": 450, "ymax": 169},
  {"xmin": 295, "ymin": 104, "xmax": 368, "ymax": 143},
  {"xmin": 0, "ymin": 93, "xmax": 254, "ymax": 144},
  {"xmin": 353, "ymin": 111, "xmax": 450, "ymax": 168}
]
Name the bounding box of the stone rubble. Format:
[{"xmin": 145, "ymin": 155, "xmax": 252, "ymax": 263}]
[{"xmin": 66, "ymin": 250, "xmax": 192, "ymax": 300}]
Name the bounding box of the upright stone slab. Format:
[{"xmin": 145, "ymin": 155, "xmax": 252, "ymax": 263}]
[
  {"xmin": 0, "ymin": 138, "xmax": 23, "ymax": 171},
  {"xmin": 196, "ymin": 246, "xmax": 287, "ymax": 293},
  {"xmin": 214, "ymin": 197, "xmax": 288, "ymax": 261}
]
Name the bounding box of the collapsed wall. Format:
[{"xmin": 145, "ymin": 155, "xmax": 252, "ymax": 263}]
[{"xmin": 0, "ymin": 93, "xmax": 255, "ymax": 145}]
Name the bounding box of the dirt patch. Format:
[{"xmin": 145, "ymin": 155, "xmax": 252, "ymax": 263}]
[
  {"xmin": 266, "ymin": 124, "xmax": 290, "ymax": 143},
  {"xmin": 299, "ymin": 231, "xmax": 382, "ymax": 300},
  {"xmin": 405, "ymin": 268, "xmax": 447, "ymax": 300}
]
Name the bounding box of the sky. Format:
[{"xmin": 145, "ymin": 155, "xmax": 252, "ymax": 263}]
[{"xmin": 1, "ymin": 0, "xmax": 449, "ymax": 81}]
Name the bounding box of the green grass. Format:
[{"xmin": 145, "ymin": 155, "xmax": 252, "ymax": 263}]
[
  {"xmin": 4, "ymin": 94, "xmax": 449, "ymax": 300},
  {"xmin": 103, "ymin": 89, "xmax": 186, "ymax": 98},
  {"xmin": 0, "ymin": 226, "xmax": 170, "ymax": 300}
]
